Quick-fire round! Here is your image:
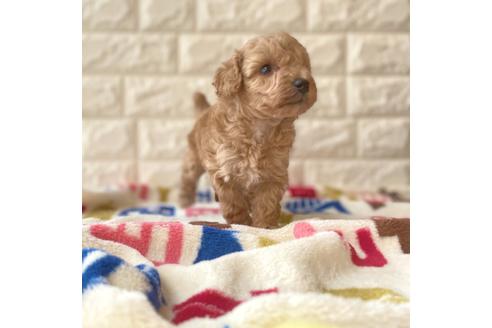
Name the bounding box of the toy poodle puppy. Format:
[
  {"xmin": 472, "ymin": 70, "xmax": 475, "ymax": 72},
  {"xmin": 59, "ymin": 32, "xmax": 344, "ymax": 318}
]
[{"xmin": 179, "ymin": 32, "xmax": 317, "ymax": 228}]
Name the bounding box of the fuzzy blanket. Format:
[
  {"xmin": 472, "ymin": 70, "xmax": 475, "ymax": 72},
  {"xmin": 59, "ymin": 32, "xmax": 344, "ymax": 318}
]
[{"xmin": 82, "ymin": 184, "xmax": 409, "ymax": 328}]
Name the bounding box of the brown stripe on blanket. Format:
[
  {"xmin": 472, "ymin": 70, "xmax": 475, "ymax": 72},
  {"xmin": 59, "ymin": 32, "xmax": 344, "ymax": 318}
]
[
  {"xmin": 189, "ymin": 221, "xmax": 231, "ymax": 229},
  {"xmin": 372, "ymin": 217, "xmax": 410, "ymax": 254}
]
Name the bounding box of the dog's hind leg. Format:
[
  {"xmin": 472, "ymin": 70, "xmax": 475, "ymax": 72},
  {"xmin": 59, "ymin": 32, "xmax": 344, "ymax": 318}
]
[{"xmin": 178, "ymin": 149, "xmax": 204, "ymax": 208}]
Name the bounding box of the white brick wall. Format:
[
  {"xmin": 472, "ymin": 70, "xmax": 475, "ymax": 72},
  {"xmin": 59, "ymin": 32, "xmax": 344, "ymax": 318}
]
[{"xmin": 83, "ymin": 0, "xmax": 410, "ymax": 192}]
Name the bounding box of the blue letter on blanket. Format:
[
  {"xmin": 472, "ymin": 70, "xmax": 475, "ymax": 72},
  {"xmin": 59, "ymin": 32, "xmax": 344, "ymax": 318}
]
[
  {"xmin": 193, "ymin": 226, "xmax": 243, "ymax": 263},
  {"xmin": 82, "ymin": 248, "xmax": 123, "ymax": 291},
  {"xmin": 82, "ymin": 248, "xmax": 165, "ymax": 310},
  {"xmin": 118, "ymin": 205, "xmax": 176, "ymax": 217},
  {"xmin": 284, "ymin": 199, "xmax": 349, "ymax": 214}
]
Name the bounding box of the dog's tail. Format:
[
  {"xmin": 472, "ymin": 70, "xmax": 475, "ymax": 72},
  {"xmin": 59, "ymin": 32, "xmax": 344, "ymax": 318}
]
[{"xmin": 193, "ymin": 92, "xmax": 211, "ymax": 115}]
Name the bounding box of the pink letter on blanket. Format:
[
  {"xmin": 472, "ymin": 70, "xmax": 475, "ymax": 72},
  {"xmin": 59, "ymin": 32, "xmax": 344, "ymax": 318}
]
[
  {"xmin": 90, "ymin": 222, "xmax": 184, "ymax": 265},
  {"xmin": 294, "ymin": 222, "xmax": 344, "ymax": 239},
  {"xmin": 90, "ymin": 223, "xmax": 153, "ymax": 256},
  {"xmin": 293, "ymin": 222, "xmax": 316, "ymax": 238},
  {"xmin": 185, "ymin": 207, "xmax": 221, "ymax": 217},
  {"xmin": 157, "ymin": 221, "xmax": 183, "ymax": 265}
]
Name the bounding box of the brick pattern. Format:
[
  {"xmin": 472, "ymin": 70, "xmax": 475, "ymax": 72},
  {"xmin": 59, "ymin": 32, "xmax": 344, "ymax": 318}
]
[{"xmin": 83, "ymin": 0, "xmax": 410, "ymax": 192}]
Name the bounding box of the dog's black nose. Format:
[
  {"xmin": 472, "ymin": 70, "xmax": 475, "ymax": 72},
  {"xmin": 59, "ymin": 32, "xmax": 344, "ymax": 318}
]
[{"xmin": 293, "ymin": 78, "xmax": 309, "ymax": 94}]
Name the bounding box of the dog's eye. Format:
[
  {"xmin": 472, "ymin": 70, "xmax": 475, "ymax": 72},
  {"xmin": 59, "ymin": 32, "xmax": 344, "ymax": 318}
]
[{"xmin": 259, "ymin": 64, "xmax": 272, "ymax": 75}]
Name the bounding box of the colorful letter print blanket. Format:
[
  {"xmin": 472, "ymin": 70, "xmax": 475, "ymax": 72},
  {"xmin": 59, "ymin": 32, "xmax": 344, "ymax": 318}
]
[{"xmin": 82, "ymin": 185, "xmax": 409, "ymax": 328}]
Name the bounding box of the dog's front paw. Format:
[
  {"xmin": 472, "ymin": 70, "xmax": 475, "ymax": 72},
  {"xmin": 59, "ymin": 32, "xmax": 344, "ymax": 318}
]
[
  {"xmin": 253, "ymin": 222, "xmax": 279, "ymax": 229},
  {"xmin": 252, "ymin": 213, "xmax": 280, "ymax": 229},
  {"xmin": 223, "ymin": 212, "xmax": 252, "ymax": 226}
]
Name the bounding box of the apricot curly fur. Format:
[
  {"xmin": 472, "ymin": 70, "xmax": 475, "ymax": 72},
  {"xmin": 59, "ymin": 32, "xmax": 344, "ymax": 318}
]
[{"xmin": 179, "ymin": 32, "xmax": 317, "ymax": 228}]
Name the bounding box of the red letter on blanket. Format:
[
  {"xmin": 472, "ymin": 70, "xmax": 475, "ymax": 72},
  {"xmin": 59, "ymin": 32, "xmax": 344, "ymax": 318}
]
[
  {"xmin": 293, "ymin": 222, "xmax": 387, "ymax": 267},
  {"xmin": 349, "ymin": 227, "xmax": 387, "ymax": 267}
]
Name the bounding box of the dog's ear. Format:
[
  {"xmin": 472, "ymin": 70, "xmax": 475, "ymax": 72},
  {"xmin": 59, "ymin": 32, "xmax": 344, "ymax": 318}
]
[{"xmin": 213, "ymin": 52, "xmax": 242, "ymax": 98}]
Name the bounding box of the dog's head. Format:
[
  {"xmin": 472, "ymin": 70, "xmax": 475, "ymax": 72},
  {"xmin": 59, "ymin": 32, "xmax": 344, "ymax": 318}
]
[{"xmin": 213, "ymin": 32, "xmax": 317, "ymax": 119}]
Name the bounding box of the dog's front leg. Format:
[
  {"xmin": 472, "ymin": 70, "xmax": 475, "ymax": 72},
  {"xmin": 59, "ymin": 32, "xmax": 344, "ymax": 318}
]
[
  {"xmin": 215, "ymin": 181, "xmax": 252, "ymax": 225},
  {"xmin": 250, "ymin": 182, "xmax": 286, "ymax": 228}
]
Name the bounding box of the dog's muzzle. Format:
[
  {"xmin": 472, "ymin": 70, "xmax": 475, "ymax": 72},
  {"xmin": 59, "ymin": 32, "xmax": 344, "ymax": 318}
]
[{"xmin": 292, "ymin": 78, "xmax": 309, "ymax": 94}]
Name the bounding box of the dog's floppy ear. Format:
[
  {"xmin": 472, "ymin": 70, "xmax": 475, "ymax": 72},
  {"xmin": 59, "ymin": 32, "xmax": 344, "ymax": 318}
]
[{"xmin": 213, "ymin": 51, "xmax": 242, "ymax": 98}]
